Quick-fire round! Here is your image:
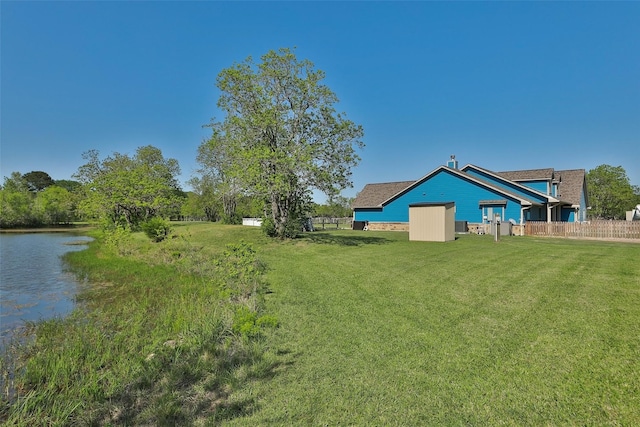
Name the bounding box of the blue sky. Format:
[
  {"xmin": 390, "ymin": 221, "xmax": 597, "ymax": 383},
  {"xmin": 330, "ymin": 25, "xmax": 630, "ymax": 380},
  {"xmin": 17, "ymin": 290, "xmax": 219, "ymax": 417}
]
[{"xmin": 2, "ymin": 1, "xmax": 639, "ymax": 202}]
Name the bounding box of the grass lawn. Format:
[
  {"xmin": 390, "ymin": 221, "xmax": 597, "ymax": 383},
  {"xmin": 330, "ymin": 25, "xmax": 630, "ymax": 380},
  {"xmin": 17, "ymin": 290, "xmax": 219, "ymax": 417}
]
[
  {"xmin": 237, "ymin": 227, "xmax": 640, "ymax": 425},
  {"xmin": 2, "ymin": 223, "xmax": 639, "ymax": 425}
]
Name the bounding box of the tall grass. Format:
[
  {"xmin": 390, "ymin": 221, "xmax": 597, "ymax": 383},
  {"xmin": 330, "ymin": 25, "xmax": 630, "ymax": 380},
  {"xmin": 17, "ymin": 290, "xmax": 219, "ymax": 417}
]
[
  {"xmin": 2, "ymin": 223, "xmax": 639, "ymax": 425},
  {"xmin": 1, "ymin": 223, "xmax": 277, "ymax": 425}
]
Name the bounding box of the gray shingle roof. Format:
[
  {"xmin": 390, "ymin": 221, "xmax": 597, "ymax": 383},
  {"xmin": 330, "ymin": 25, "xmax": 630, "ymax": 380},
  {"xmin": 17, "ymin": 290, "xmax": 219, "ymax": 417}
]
[
  {"xmin": 352, "ymin": 181, "xmax": 415, "ymax": 208},
  {"xmin": 495, "ymin": 168, "xmax": 554, "ymax": 181},
  {"xmin": 556, "ymin": 169, "xmax": 586, "ymax": 206}
]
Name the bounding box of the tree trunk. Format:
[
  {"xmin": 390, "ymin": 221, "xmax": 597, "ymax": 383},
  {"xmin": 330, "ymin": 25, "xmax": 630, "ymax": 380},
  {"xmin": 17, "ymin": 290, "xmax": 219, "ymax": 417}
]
[{"xmin": 271, "ymin": 195, "xmax": 289, "ymax": 238}]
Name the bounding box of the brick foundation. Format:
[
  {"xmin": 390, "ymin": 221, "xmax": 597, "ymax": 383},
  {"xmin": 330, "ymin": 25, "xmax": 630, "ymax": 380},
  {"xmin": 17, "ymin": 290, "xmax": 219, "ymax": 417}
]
[
  {"xmin": 363, "ymin": 222, "xmax": 524, "ymax": 235},
  {"xmin": 366, "ymin": 222, "xmax": 409, "ymax": 232}
]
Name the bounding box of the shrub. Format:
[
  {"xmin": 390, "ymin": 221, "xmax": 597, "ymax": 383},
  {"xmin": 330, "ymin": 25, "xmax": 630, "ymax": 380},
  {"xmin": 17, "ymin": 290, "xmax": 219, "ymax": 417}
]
[
  {"xmin": 141, "ymin": 217, "xmax": 172, "ymax": 242},
  {"xmin": 260, "ymin": 216, "xmax": 276, "ymax": 237},
  {"xmin": 232, "ymin": 306, "xmax": 279, "ymax": 339},
  {"xmin": 260, "ymin": 215, "xmax": 302, "ymax": 239}
]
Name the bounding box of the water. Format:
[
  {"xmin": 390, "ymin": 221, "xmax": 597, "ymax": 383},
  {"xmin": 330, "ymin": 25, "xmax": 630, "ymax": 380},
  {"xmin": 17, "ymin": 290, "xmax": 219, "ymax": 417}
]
[{"xmin": 0, "ymin": 232, "xmax": 92, "ymax": 341}]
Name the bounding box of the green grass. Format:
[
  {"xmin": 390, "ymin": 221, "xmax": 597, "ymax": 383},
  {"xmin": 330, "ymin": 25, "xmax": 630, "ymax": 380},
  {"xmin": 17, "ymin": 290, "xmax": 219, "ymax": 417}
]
[
  {"xmin": 2, "ymin": 223, "xmax": 640, "ymax": 425},
  {"xmin": 240, "ymin": 231, "xmax": 640, "ymax": 425}
]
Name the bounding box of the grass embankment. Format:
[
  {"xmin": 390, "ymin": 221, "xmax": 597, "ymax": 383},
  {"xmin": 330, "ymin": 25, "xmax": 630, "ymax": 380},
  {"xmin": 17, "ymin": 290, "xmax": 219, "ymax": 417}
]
[{"xmin": 2, "ymin": 223, "xmax": 640, "ymax": 425}]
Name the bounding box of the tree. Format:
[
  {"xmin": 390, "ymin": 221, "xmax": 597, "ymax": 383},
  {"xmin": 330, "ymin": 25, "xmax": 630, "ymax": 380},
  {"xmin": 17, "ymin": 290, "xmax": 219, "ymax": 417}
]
[
  {"xmin": 54, "ymin": 179, "xmax": 82, "ymax": 193},
  {"xmin": 586, "ymin": 164, "xmax": 637, "ymax": 220},
  {"xmin": 207, "ymin": 48, "xmax": 364, "ymax": 238},
  {"xmin": 23, "ymin": 171, "xmax": 55, "ymax": 192},
  {"xmin": 0, "ymin": 172, "xmax": 35, "ymax": 227},
  {"xmin": 186, "ymin": 175, "xmax": 223, "ymax": 222},
  {"xmin": 36, "ymin": 186, "xmax": 74, "ymax": 224},
  {"xmin": 193, "ymin": 136, "xmax": 243, "ymax": 223},
  {"xmin": 74, "ymin": 146, "xmax": 185, "ymax": 228},
  {"xmin": 313, "ymin": 195, "xmax": 354, "ymax": 218}
]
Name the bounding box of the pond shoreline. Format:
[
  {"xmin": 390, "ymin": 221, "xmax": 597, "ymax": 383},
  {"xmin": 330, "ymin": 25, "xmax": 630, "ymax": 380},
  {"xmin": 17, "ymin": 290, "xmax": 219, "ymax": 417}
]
[
  {"xmin": 1, "ymin": 232, "xmax": 94, "ymax": 344},
  {"xmin": 0, "ymin": 225, "xmax": 95, "ymax": 233}
]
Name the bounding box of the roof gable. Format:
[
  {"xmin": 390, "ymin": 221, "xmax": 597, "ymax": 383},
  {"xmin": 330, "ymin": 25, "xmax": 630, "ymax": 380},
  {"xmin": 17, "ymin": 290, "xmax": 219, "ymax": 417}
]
[
  {"xmin": 352, "ymin": 180, "xmax": 415, "ymax": 208},
  {"xmin": 461, "ymin": 164, "xmax": 558, "ymax": 203},
  {"xmin": 555, "ymin": 169, "xmax": 586, "ymax": 206},
  {"xmin": 379, "ymin": 166, "xmax": 537, "ymax": 207}
]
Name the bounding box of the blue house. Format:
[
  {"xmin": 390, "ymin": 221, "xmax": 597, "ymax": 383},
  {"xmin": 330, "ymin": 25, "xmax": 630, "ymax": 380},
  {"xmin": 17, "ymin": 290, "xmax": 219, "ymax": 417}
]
[{"xmin": 352, "ymin": 156, "xmax": 588, "ymax": 231}]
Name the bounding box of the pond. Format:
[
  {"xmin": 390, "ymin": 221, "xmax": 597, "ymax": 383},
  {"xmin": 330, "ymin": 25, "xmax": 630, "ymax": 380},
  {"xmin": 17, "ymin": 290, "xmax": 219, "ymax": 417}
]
[{"xmin": 0, "ymin": 232, "xmax": 92, "ymax": 343}]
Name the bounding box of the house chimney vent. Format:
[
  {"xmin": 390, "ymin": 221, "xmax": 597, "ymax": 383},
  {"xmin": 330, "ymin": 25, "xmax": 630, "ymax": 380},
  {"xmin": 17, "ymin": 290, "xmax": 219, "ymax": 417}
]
[{"xmin": 447, "ymin": 155, "xmax": 458, "ymax": 169}]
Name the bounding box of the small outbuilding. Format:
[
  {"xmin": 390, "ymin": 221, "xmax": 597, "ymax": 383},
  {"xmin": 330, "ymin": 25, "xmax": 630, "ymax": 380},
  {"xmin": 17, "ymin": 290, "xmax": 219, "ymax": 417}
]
[{"xmin": 409, "ymin": 202, "xmax": 455, "ymax": 242}]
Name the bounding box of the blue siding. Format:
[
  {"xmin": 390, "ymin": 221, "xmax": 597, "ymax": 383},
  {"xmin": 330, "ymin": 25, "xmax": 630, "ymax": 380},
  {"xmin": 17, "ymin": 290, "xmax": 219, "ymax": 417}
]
[
  {"xmin": 355, "ymin": 169, "xmax": 523, "ymax": 223},
  {"xmin": 579, "ymin": 184, "xmax": 587, "ymax": 221},
  {"xmin": 561, "ymin": 207, "xmax": 574, "ymax": 222},
  {"xmin": 353, "ymin": 208, "xmax": 382, "ymax": 221},
  {"xmin": 521, "ymin": 180, "xmax": 549, "ymax": 194},
  {"xmin": 463, "ymin": 169, "xmax": 549, "ymax": 203}
]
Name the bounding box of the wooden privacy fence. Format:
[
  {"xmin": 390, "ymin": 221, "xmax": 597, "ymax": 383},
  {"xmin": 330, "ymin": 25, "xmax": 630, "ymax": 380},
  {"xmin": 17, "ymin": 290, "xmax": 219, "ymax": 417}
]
[{"xmin": 525, "ymin": 221, "xmax": 640, "ymax": 240}]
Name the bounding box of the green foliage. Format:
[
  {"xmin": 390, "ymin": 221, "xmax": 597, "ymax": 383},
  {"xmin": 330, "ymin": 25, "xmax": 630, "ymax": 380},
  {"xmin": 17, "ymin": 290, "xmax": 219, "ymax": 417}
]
[
  {"xmin": 187, "ymin": 175, "xmax": 224, "ymax": 222},
  {"xmin": 215, "ymin": 241, "xmax": 264, "ymax": 300},
  {"xmin": 74, "ymin": 146, "xmax": 185, "ymax": 228},
  {"xmin": 587, "ymin": 164, "xmax": 637, "ymax": 219},
  {"xmin": 281, "ymin": 215, "xmax": 303, "ymax": 239},
  {"xmin": 256, "ymin": 314, "xmax": 278, "ymax": 330},
  {"xmin": 206, "ymin": 47, "xmax": 364, "ymax": 238},
  {"xmin": 213, "ymin": 241, "xmax": 276, "ymax": 342},
  {"xmin": 54, "ymin": 179, "xmax": 82, "ymax": 193},
  {"xmin": 179, "ymin": 191, "xmax": 208, "ymax": 221},
  {"xmin": 1, "ymin": 172, "xmax": 36, "ymax": 227},
  {"xmin": 261, "ymin": 214, "xmax": 303, "ymax": 238},
  {"xmin": 141, "ymin": 217, "xmax": 172, "ymax": 242},
  {"xmin": 232, "ymin": 305, "xmax": 260, "ymax": 337},
  {"xmin": 232, "ymin": 306, "xmax": 278, "ymax": 339},
  {"xmin": 102, "ymin": 222, "xmax": 134, "ymax": 256},
  {"xmin": 36, "ymin": 185, "xmax": 75, "ymax": 224},
  {"xmin": 22, "ymin": 170, "xmax": 55, "ymax": 192},
  {"xmin": 313, "ymin": 195, "xmax": 354, "ymax": 218},
  {"xmin": 0, "ymin": 172, "xmax": 78, "ymax": 227},
  {"xmin": 192, "ymin": 137, "xmax": 242, "ymax": 222},
  {"xmin": 260, "ymin": 216, "xmax": 277, "ymax": 237}
]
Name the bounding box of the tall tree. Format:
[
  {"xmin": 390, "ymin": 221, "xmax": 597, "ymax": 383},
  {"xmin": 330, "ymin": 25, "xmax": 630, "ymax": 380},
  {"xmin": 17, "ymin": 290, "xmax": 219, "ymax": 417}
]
[
  {"xmin": 207, "ymin": 48, "xmax": 364, "ymax": 238},
  {"xmin": 23, "ymin": 171, "xmax": 55, "ymax": 192},
  {"xmin": 186, "ymin": 175, "xmax": 223, "ymax": 222},
  {"xmin": 36, "ymin": 186, "xmax": 74, "ymax": 224},
  {"xmin": 193, "ymin": 137, "xmax": 242, "ymax": 223},
  {"xmin": 0, "ymin": 172, "xmax": 35, "ymax": 227},
  {"xmin": 74, "ymin": 146, "xmax": 185, "ymax": 228},
  {"xmin": 586, "ymin": 164, "xmax": 637, "ymax": 220}
]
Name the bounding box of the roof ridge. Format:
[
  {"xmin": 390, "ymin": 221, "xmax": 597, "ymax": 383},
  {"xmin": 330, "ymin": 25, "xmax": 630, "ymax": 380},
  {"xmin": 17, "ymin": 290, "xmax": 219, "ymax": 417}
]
[{"xmin": 364, "ymin": 179, "xmax": 416, "ymax": 185}]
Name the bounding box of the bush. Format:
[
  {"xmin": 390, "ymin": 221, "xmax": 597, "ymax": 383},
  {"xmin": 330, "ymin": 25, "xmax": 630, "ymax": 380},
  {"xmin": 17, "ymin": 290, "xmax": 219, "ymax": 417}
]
[
  {"xmin": 232, "ymin": 306, "xmax": 279, "ymax": 339},
  {"xmin": 260, "ymin": 215, "xmax": 302, "ymax": 239},
  {"xmin": 260, "ymin": 216, "xmax": 276, "ymax": 237},
  {"xmin": 141, "ymin": 217, "xmax": 172, "ymax": 242}
]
